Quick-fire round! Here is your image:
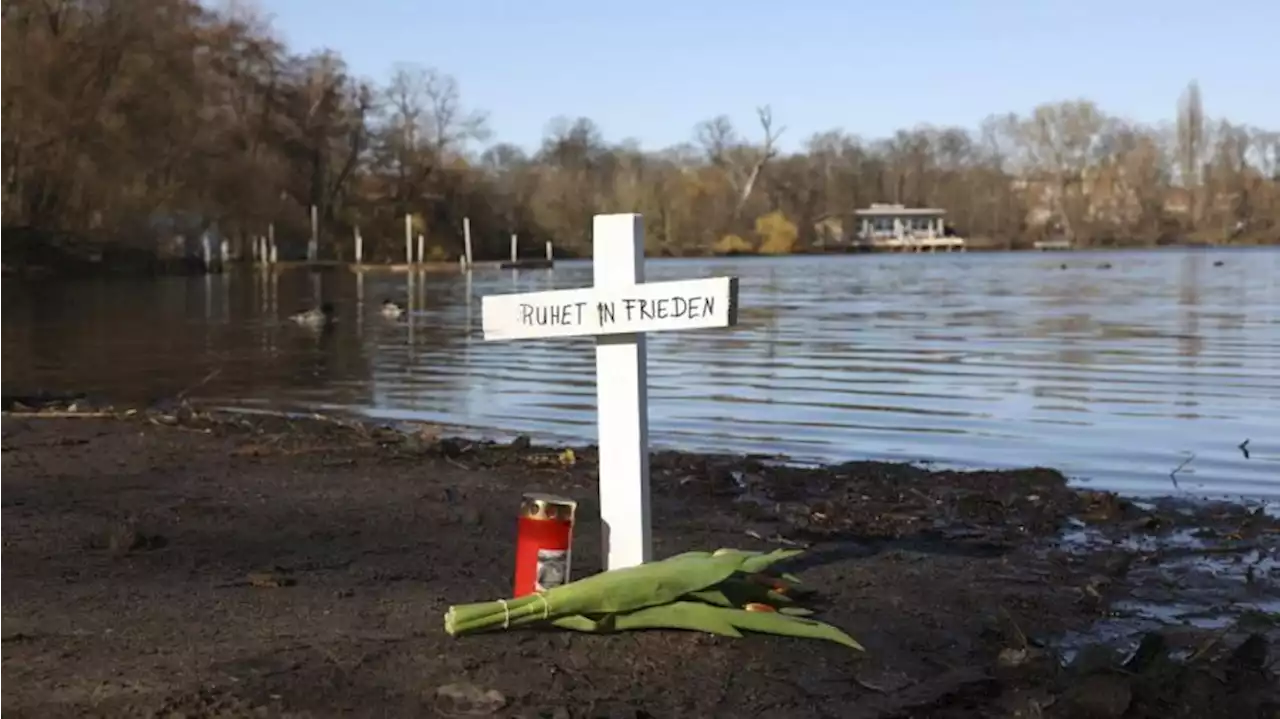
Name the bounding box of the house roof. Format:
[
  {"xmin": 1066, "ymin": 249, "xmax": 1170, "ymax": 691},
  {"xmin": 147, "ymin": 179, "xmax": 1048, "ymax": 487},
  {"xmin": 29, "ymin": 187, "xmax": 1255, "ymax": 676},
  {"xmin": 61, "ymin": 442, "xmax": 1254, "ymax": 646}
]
[{"xmin": 854, "ymin": 204, "xmax": 946, "ymax": 217}]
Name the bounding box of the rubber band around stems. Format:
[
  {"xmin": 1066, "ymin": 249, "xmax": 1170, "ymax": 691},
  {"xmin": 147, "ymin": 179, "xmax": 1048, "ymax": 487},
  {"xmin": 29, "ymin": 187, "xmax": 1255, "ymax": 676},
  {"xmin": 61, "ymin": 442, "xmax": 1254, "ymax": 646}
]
[{"xmin": 498, "ymin": 593, "xmax": 551, "ymax": 630}]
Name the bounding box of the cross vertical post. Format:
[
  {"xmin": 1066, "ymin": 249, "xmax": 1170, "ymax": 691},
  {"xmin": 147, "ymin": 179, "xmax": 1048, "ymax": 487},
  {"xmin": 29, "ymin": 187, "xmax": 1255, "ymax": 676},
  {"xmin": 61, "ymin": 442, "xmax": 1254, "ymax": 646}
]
[{"xmin": 592, "ymin": 213, "xmax": 652, "ymax": 569}]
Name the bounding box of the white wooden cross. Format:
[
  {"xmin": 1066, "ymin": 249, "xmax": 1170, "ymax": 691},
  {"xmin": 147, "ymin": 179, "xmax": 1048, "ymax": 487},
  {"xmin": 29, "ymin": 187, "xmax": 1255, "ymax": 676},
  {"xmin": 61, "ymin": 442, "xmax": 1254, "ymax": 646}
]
[{"xmin": 481, "ymin": 213, "xmax": 740, "ymax": 571}]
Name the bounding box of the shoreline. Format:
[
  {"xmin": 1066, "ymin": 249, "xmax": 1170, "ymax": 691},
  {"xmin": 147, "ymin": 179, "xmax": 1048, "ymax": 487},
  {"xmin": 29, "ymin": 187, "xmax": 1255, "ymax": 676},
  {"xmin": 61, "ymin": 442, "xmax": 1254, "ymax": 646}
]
[
  {"xmin": 6, "ymin": 240, "xmax": 1275, "ymax": 282},
  {"xmin": 3, "ymin": 400, "xmax": 1277, "ymax": 717},
  {"xmin": 45, "ymin": 396, "xmax": 1277, "ymax": 509}
]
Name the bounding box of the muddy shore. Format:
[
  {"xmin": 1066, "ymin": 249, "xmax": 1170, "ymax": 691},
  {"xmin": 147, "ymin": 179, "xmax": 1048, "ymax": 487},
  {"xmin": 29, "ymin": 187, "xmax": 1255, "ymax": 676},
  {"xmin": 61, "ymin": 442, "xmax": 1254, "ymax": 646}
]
[{"xmin": 2, "ymin": 400, "xmax": 1277, "ymax": 718}]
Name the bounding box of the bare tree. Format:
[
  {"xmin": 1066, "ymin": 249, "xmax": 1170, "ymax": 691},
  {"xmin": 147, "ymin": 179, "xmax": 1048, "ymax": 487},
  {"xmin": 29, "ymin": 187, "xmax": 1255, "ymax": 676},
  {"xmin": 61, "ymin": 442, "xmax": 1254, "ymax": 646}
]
[
  {"xmin": 1012, "ymin": 100, "xmax": 1109, "ymax": 244},
  {"xmin": 421, "ymin": 68, "xmax": 490, "ymax": 154},
  {"xmin": 697, "ymin": 106, "xmax": 785, "ymax": 220}
]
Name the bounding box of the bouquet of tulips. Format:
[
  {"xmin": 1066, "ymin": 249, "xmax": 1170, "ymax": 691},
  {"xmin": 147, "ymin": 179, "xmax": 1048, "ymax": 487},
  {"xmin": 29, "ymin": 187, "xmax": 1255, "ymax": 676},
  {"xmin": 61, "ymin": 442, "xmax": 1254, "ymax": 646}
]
[{"xmin": 443, "ymin": 548, "xmax": 861, "ymax": 649}]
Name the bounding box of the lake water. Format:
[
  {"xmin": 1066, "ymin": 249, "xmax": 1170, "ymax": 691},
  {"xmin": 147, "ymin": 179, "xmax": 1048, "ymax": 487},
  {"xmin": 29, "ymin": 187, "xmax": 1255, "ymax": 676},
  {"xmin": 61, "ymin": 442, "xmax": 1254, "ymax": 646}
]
[{"xmin": 4, "ymin": 249, "xmax": 1278, "ymax": 499}]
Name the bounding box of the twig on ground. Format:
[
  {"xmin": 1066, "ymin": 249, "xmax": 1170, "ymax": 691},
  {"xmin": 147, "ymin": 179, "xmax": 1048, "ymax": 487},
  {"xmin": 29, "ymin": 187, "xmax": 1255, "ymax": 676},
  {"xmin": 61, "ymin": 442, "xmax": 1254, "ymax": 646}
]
[
  {"xmin": 999, "ymin": 606, "xmax": 1029, "ymax": 649},
  {"xmin": 1157, "ymin": 543, "xmax": 1260, "ymax": 559},
  {"xmin": 744, "ymin": 529, "xmax": 808, "ymax": 547},
  {"xmin": 852, "ymin": 676, "xmax": 890, "ymax": 693},
  {"xmin": 243, "ymin": 444, "xmax": 361, "ymax": 458},
  {"xmin": 908, "ymin": 488, "xmax": 937, "ymax": 505},
  {"xmin": 1187, "ymin": 627, "xmax": 1232, "ymax": 663},
  {"xmin": 175, "ymin": 368, "xmax": 222, "ymax": 400},
  {"xmin": 1, "ymin": 411, "xmax": 114, "ymax": 418}
]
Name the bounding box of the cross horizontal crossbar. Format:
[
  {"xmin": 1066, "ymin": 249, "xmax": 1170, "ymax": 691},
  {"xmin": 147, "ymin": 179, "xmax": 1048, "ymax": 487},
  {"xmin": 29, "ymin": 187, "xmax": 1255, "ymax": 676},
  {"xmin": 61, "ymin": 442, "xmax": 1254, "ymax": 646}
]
[{"xmin": 481, "ymin": 276, "xmax": 739, "ymax": 342}]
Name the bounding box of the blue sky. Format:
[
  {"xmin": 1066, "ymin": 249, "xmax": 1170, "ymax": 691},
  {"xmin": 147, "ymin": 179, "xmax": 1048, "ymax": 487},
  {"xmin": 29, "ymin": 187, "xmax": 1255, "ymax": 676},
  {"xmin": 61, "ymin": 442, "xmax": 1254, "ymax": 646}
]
[{"xmin": 258, "ymin": 0, "xmax": 1278, "ymax": 153}]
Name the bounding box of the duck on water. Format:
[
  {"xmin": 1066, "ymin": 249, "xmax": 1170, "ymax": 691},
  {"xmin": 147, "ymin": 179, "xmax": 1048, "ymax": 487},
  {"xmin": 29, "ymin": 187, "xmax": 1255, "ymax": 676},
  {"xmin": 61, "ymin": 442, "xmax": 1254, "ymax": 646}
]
[
  {"xmin": 381, "ymin": 299, "xmax": 405, "ymax": 318},
  {"xmin": 289, "ymin": 302, "xmax": 336, "ymax": 327}
]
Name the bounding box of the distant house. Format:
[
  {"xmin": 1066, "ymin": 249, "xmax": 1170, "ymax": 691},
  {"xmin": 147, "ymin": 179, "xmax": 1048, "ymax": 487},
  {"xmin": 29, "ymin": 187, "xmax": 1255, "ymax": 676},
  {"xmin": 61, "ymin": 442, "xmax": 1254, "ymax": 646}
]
[
  {"xmin": 1163, "ymin": 184, "xmax": 1251, "ymax": 223},
  {"xmin": 1011, "ymin": 174, "xmax": 1058, "ymax": 229},
  {"xmin": 1015, "ymin": 168, "xmax": 1148, "ymax": 233},
  {"xmin": 812, "ymin": 204, "xmax": 965, "ymax": 252},
  {"xmin": 1163, "ymin": 187, "xmax": 1192, "ymax": 217}
]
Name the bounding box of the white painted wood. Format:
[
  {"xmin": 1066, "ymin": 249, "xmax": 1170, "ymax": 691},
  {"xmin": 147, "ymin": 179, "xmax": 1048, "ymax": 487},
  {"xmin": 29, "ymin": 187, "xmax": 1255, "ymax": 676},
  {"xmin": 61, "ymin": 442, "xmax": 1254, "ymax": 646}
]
[
  {"xmin": 481, "ymin": 276, "xmax": 737, "ymax": 341},
  {"xmin": 404, "ymin": 214, "xmax": 412, "ymax": 265},
  {"xmin": 463, "ymin": 217, "xmax": 474, "ymax": 266},
  {"xmin": 479, "ymin": 213, "xmax": 741, "ymax": 572},
  {"xmin": 511, "ymin": 233, "xmax": 518, "ymax": 262},
  {"xmin": 417, "ymin": 233, "xmax": 425, "ymax": 264},
  {"xmin": 545, "ymin": 240, "xmax": 553, "ymax": 261},
  {"xmin": 592, "ymin": 213, "xmax": 652, "ymax": 571},
  {"xmin": 354, "ymin": 227, "xmax": 363, "ymax": 264}
]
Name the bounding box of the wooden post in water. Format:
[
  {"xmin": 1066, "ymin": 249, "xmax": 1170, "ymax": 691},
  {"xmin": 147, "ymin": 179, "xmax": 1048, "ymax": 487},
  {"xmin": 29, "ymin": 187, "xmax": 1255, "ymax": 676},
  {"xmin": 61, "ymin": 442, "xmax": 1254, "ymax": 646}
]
[
  {"xmin": 309, "ymin": 205, "xmax": 319, "ymax": 262},
  {"xmin": 404, "ymin": 214, "xmax": 413, "ymax": 266},
  {"xmin": 354, "ymin": 226, "xmax": 363, "ymax": 265},
  {"xmin": 463, "ymin": 217, "xmax": 473, "ymax": 267},
  {"xmin": 511, "ymin": 233, "xmax": 518, "ymax": 263},
  {"xmin": 268, "ymin": 223, "xmax": 277, "ymax": 264},
  {"xmin": 417, "ymin": 233, "xmax": 425, "ymax": 264},
  {"xmin": 546, "ymin": 240, "xmax": 553, "ymax": 261}
]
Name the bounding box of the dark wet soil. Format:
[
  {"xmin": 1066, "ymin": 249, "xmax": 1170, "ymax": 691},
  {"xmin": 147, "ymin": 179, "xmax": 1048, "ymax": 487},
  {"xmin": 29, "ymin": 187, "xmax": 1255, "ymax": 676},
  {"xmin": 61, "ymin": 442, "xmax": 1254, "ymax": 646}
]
[{"xmin": 2, "ymin": 397, "xmax": 1277, "ymax": 718}]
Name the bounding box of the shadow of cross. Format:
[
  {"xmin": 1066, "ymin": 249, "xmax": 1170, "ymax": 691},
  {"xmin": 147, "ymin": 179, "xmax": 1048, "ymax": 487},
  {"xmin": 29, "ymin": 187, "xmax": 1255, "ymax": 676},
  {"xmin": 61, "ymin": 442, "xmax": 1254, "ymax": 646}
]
[{"xmin": 481, "ymin": 213, "xmax": 741, "ymax": 572}]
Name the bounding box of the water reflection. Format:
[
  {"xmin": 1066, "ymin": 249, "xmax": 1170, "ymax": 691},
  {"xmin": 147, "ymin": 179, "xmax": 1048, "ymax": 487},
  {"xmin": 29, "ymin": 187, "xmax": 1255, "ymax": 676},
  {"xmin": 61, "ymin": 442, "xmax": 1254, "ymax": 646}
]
[
  {"xmin": 356, "ymin": 270, "xmax": 365, "ymax": 339},
  {"xmin": 3, "ymin": 249, "xmax": 1279, "ymax": 499}
]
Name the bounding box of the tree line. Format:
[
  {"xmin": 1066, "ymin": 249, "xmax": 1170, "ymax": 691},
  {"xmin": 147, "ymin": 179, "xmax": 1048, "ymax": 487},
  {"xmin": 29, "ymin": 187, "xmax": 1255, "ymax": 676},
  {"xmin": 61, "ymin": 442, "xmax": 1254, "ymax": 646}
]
[{"xmin": 3, "ymin": 0, "xmax": 1278, "ymax": 269}]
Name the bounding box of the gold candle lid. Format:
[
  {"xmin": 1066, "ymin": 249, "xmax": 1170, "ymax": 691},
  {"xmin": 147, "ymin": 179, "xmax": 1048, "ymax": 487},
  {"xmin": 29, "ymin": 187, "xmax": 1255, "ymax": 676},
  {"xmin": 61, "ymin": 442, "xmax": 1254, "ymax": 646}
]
[{"xmin": 521, "ymin": 493, "xmax": 578, "ymax": 521}]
